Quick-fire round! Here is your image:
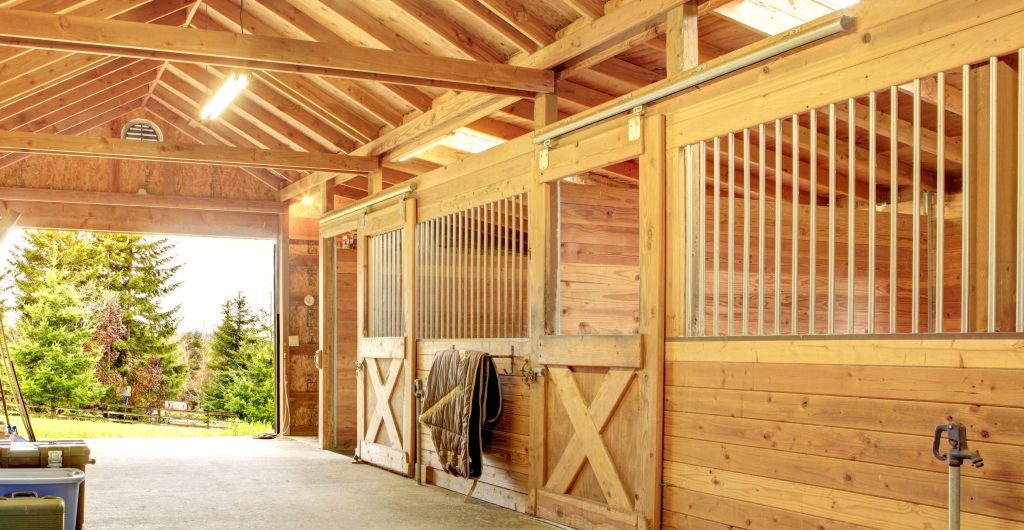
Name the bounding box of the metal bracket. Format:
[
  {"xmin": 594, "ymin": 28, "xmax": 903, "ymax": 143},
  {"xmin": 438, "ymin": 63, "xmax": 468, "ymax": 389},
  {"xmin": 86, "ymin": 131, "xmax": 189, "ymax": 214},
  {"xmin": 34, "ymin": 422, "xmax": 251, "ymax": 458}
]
[
  {"xmin": 539, "ymin": 139, "xmax": 556, "ymax": 171},
  {"xmin": 628, "ymin": 105, "xmax": 645, "ymax": 142},
  {"xmin": 521, "ymin": 363, "xmax": 544, "ymax": 385},
  {"xmin": 359, "ymin": 212, "xmax": 367, "ymax": 229},
  {"xmin": 355, "ymin": 358, "xmax": 365, "ymax": 372}
]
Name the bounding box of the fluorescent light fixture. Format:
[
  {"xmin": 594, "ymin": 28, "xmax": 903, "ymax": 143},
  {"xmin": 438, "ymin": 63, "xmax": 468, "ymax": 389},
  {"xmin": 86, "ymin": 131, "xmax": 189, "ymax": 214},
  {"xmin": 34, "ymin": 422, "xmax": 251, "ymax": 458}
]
[
  {"xmin": 392, "ymin": 134, "xmax": 454, "ymax": 162},
  {"xmin": 301, "ymin": 195, "xmax": 315, "ymax": 206},
  {"xmin": 200, "ymin": 73, "xmax": 249, "ymax": 120},
  {"xmin": 715, "ymin": 0, "xmax": 857, "ymax": 35},
  {"xmin": 444, "ymin": 128, "xmax": 504, "ymax": 154}
]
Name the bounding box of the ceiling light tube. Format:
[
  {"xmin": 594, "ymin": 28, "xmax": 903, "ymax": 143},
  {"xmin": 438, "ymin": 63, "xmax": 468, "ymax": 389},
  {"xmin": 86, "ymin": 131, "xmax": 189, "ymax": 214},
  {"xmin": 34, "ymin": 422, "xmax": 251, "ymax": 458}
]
[
  {"xmin": 201, "ymin": 73, "xmax": 249, "ymax": 120},
  {"xmin": 533, "ymin": 15, "xmax": 854, "ymax": 145}
]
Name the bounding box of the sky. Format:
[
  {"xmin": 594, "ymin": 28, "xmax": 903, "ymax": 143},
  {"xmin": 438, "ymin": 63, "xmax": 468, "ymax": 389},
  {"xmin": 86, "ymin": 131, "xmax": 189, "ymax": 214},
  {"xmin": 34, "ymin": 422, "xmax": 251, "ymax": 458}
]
[{"xmin": 0, "ymin": 229, "xmax": 276, "ymax": 335}]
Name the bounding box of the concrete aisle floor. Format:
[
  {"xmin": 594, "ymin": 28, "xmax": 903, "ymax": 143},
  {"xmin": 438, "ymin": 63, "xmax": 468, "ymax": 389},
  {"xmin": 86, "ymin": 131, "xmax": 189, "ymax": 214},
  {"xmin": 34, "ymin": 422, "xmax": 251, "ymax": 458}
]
[{"xmin": 84, "ymin": 436, "xmax": 551, "ymax": 530}]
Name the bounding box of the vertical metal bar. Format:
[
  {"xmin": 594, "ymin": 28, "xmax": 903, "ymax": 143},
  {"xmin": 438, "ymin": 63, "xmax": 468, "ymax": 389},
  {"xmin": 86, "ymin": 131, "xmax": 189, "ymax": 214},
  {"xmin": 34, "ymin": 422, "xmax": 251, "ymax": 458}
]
[
  {"xmin": 445, "ymin": 215, "xmax": 452, "ymax": 338},
  {"xmin": 848, "ymin": 98, "xmax": 856, "ymax": 334},
  {"xmin": 489, "ymin": 200, "xmax": 495, "ymax": 337},
  {"xmin": 745, "ymin": 129, "xmax": 753, "ymax": 337},
  {"xmin": 501, "ymin": 197, "xmax": 508, "ymax": 337},
  {"xmin": 517, "ymin": 194, "xmax": 524, "ymax": 337},
  {"xmin": 417, "ymin": 225, "xmax": 422, "ymax": 338},
  {"xmin": 683, "ymin": 145, "xmax": 694, "ymax": 335},
  {"xmin": 758, "ymin": 124, "xmax": 766, "ymax": 335},
  {"xmin": 774, "ymin": 120, "xmax": 782, "ymax": 335},
  {"xmin": 699, "ymin": 142, "xmax": 708, "ymax": 336},
  {"xmin": 471, "ymin": 206, "xmax": 478, "ymax": 338},
  {"xmin": 809, "ymin": 109, "xmax": 818, "ymax": 334},
  {"xmin": 828, "ymin": 104, "xmax": 837, "ymax": 335},
  {"xmin": 791, "ymin": 115, "xmax": 800, "ymax": 334},
  {"xmin": 937, "ymin": 72, "xmax": 946, "ymax": 333},
  {"xmin": 713, "ymin": 136, "xmax": 722, "ymax": 336},
  {"xmin": 868, "ymin": 92, "xmax": 877, "ymax": 334},
  {"xmin": 435, "ymin": 219, "xmax": 441, "ymax": 338},
  {"xmin": 506, "ymin": 196, "xmax": 512, "ymax": 338},
  {"xmin": 913, "ymin": 79, "xmax": 922, "ymax": 334},
  {"xmin": 1018, "ymin": 50, "xmax": 1024, "ymax": 332},
  {"xmin": 962, "ymin": 65, "xmax": 971, "ymax": 333},
  {"xmin": 728, "ymin": 132, "xmax": 736, "ymax": 336},
  {"xmin": 890, "ymin": 86, "xmax": 899, "ymax": 334},
  {"xmin": 987, "ymin": 56, "xmax": 998, "ymax": 333}
]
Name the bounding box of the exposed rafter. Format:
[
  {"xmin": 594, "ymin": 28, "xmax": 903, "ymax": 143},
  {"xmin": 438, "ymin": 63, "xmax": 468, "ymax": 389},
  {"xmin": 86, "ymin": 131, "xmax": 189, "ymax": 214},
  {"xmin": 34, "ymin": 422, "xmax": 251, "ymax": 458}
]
[{"xmin": 0, "ymin": 10, "xmax": 556, "ymax": 96}]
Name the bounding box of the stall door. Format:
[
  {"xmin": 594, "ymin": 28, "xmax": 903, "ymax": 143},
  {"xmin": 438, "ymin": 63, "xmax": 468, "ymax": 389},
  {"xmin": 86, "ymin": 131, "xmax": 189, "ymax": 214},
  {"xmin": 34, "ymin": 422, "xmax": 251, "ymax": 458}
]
[
  {"xmin": 529, "ymin": 115, "xmax": 664, "ymax": 529},
  {"xmin": 356, "ymin": 223, "xmax": 415, "ymax": 476}
]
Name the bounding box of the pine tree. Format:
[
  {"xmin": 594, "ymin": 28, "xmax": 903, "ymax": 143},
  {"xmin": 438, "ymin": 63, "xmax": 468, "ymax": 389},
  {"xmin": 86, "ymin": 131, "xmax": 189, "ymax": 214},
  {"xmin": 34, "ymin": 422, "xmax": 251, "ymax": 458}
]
[
  {"xmin": 10, "ymin": 269, "xmax": 103, "ymax": 408},
  {"xmin": 91, "ymin": 234, "xmax": 185, "ymax": 406},
  {"xmin": 3, "ymin": 231, "xmax": 97, "ymax": 314},
  {"xmin": 203, "ymin": 293, "xmax": 274, "ymax": 422},
  {"xmin": 179, "ymin": 330, "xmax": 211, "ymax": 408}
]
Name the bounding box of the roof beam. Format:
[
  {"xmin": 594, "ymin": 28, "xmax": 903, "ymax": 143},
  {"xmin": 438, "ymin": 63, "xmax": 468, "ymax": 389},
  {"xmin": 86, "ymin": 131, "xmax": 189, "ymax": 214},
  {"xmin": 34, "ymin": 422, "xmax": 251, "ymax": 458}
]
[
  {"xmin": 0, "ymin": 9, "xmax": 555, "ymax": 96},
  {"xmin": 352, "ymin": 0, "xmax": 690, "ymax": 158},
  {"xmin": 0, "ymin": 129, "xmax": 380, "ymax": 173},
  {"xmin": 0, "ymin": 186, "xmax": 285, "ymax": 214}
]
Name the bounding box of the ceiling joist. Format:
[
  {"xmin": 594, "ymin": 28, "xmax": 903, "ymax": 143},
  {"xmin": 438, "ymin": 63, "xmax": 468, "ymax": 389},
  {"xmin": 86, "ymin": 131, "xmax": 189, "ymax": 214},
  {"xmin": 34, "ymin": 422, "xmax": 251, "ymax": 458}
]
[
  {"xmin": 0, "ymin": 10, "xmax": 555, "ymax": 96},
  {"xmin": 0, "ymin": 129, "xmax": 380, "ymax": 173}
]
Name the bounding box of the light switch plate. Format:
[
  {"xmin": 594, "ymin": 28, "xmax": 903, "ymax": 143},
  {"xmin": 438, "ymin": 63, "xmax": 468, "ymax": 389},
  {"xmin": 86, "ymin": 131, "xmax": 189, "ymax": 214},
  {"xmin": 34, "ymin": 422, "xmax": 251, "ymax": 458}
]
[{"xmin": 288, "ymin": 335, "xmax": 299, "ymax": 347}]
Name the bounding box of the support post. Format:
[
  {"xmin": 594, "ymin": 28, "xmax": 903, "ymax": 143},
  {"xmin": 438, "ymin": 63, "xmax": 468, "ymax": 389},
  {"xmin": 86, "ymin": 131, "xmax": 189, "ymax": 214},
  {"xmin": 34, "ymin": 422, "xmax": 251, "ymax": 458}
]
[
  {"xmin": 277, "ymin": 209, "xmax": 290, "ymax": 435},
  {"xmin": 318, "ymin": 179, "xmax": 337, "ymax": 450},
  {"xmin": 401, "ymin": 197, "xmax": 417, "ymax": 476},
  {"xmin": 368, "ymin": 170, "xmax": 384, "ymax": 195},
  {"xmin": 528, "ymin": 91, "xmax": 557, "ymax": 515},
  {"xmin": 665, "ymin": 1, "xmax": 699, "ymax": 77}
]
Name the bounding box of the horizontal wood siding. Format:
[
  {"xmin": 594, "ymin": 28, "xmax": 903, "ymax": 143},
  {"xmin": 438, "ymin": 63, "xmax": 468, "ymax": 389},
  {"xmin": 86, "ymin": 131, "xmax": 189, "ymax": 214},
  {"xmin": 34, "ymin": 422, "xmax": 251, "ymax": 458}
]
[{"xmin": 662, "ymin": 338, "xmax": 1024, "ymax": 529}]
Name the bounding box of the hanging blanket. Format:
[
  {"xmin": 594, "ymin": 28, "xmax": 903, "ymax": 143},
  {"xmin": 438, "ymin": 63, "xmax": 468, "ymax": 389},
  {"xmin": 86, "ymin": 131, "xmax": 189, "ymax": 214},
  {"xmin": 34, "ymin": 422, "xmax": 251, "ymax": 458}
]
[{"xmin": 418, "ymin": 349, "xmax": 502, "ymax": 479}]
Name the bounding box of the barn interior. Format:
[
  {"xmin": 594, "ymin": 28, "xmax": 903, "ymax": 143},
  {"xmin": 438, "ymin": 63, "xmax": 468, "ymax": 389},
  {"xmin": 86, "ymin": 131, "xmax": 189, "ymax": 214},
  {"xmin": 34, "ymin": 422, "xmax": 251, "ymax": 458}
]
[{"xmin": 1, "ymin": 0, "xmax": 1023, "ymax": 529}]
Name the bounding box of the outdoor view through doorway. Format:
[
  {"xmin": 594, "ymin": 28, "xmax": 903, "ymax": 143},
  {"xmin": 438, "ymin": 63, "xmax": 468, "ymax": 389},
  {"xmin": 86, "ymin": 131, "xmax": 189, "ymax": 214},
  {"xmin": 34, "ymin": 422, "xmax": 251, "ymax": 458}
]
[{"xmin": 0, "ymin": 229, "xmax": 276, "ymax": 440}]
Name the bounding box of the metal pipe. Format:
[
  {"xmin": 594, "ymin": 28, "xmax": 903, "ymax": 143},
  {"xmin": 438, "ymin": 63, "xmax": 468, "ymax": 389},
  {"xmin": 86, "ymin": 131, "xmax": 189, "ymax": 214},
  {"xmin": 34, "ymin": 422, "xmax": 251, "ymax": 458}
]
[
  {"xmin": 809, "ymin": 109, "xmax": 818, "ymax": 334},
  {"xmin": 713, "ymin": 136, "xmax": 721, "ymax": 335},
  {"xmin": 937, "ymin": 72, "xmax": 946, "ymax": 333},
  {"xmin": 728, "ymin": 133, "xmax": 736, "ymax": 335},
  {"xmin": 743, "ymin": 128, "xmax": 751, "ymax": 335},
  {"xmin": 791, "ymin": 115, "xmax": 800, "ymax": 334},
  {"xmin": 758, "ymin": 124, "xmax": 766, "ymax": 336},
  {"xmin": 533, "ymin": 16, "xmax": 855, "ymax": 145},
  {"xmin": 774, "ymin": 120, "xmax": 782, "ymax": 335},
  {"xmin": 868, "ymin": 92, "xmax": 877, "ymax": 334},
  {"xmin": 699, "ymin": 142, "xmax": 708, "ymax": 336},
  {"xmin": 988, "ymin": 56, "xmax": 998, "ymax": 333},
  {"xmin": 962, "ymin": 65, "xmax": 971, "ymax": 332},
  {"xmin": 828, "ymin": 104, "xmax": 836, "ymax": 335},
  {"xmin": 847, "ymin": 98, "xmax": 856, "ymax": 334},
  {"xmin": 890, "ymin": 86, "xmax": 899, "ymax": 333},
  {"xmin": 684, "ymin": 145, "xmax": 694, "ymax": 335},
  {"xmin": 950, "ymin": 465, "xmax": 961, "ymax": 530},
  {"xmin": 913, "ymin": 79, "xmax": 922, "ymax": 334},
  {"xmin": 319, "ymin": 184, "xmax": 416, "ymax": 227}
]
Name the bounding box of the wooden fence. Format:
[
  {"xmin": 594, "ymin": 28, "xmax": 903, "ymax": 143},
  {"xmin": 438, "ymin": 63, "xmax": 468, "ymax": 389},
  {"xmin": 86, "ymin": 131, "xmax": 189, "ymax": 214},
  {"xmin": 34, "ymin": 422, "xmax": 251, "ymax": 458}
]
[{"xmin": 4, "ymin": 402, "xmax": 240, "ymax": 429}]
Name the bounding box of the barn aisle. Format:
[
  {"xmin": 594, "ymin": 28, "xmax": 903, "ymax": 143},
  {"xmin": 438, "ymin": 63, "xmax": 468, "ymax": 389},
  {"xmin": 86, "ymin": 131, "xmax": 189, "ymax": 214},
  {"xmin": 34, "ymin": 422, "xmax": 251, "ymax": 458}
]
[{"xmin": 84, "ymin": 436, "xmax": 550, "ymax": 529}]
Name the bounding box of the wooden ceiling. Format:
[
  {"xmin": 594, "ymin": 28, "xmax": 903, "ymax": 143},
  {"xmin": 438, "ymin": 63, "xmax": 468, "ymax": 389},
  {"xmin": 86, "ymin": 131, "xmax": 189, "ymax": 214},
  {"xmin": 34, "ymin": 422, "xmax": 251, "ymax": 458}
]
[{"xmin": 0, "ymin": 0, "xmax": 786, "ymax": 199}]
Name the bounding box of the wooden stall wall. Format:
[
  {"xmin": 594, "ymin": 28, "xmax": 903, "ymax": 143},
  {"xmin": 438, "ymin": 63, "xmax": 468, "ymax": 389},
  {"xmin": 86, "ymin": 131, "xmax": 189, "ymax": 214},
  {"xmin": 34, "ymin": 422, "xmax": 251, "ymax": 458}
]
[
  {"xmin": 286, "ymin": 213, "xmax": 320, "ymax": 435},
  {"xmin": 335, "ymin": 243, "xmax": 359, "ymax": 451},
  {"xmin": 0, "ymin": 111, "xmax": 279, "ymax": 238},
  {"xmin": 417, "ymin": 339, "xmax": 531, "ymax": 513},
  {"xmin": 558, "ymin": 179, "xmax": 640, "ymax": 335},
  {"xmin": 697, "ymin": 194, "xmax": 962, "ymax": 335},
  {"xmin": 661, "ymin": 339, "xmax": 1024, "ymax": 529}
]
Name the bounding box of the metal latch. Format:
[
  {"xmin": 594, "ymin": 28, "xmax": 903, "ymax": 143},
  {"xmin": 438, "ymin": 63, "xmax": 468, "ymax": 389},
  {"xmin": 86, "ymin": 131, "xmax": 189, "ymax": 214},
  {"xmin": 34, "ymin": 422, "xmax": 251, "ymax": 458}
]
[
  {"xmin": 521, "ymin": 364, "xmax": 545, "ymax": 385},
  {"xmin": 47, "ymin": 451, "xmax": 62, "ymax": 468},
  {"xmin": 539, "ymin": 139, "xmax": 556, "ymax": 171},
  {"xmin": 628, "ymin": 105, "xmax": 645, "ymax": 142},
  {"xmin": 355, "ymin": 358, "xmax": 365, "ymax": 372}
]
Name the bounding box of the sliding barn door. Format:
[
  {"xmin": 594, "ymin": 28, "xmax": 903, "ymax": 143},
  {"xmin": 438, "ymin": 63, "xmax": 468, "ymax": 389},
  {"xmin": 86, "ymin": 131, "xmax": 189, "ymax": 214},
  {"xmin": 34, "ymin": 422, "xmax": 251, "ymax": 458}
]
[
  {"xmin": 356, "ymin": 200, "xmax": 417, "ymax": 476},
  {"xmin": 528, "ymin": 116, "xmax": 665, "ymax": 529}
]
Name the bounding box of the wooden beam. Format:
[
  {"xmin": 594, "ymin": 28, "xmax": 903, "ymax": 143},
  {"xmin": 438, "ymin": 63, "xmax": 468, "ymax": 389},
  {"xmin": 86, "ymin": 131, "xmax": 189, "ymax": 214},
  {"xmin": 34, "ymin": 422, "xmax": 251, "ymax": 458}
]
[
  {"xmin": 0, "ymin": 187, "xmax": 285, "ymax": 214},
  {"xmin": 317, "ymin": 176, "xmax": 336, "ymax": 450},
  {"xmin": 665, "ymin": 1, "xmax": 699, "ymax": 76},
  {"xmin": 279, "ymin": 172, "xmax": 361, "ymax": 203},
  {"xmin": 0, "ymin": 10, "xmax": 555, "ymax": 96},
  {"xmin": 0, "ymin": 129, "xmax": 379, "ymax": 173},
  {"xmin": 0, "ymin": 207, "xmax": 20, "ymax": 244},
  {"xmin": 352, "ymin": 0, "xmax": 687, "ymax": 158}
]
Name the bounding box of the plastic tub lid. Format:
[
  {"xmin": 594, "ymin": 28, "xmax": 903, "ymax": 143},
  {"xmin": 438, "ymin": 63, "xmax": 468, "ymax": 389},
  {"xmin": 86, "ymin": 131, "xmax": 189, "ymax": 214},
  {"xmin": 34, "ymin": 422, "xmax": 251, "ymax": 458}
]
[{"xmin": 0, "ymin": 468, "xmax": 85, "ymax": 484}]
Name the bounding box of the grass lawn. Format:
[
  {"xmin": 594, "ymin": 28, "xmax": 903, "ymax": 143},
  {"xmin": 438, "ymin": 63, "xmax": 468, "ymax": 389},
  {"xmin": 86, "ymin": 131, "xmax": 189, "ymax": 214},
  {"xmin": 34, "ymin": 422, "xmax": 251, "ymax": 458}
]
[{"xmin": 4, "ymin": 416, "xmax": 271, "ymax": 439}]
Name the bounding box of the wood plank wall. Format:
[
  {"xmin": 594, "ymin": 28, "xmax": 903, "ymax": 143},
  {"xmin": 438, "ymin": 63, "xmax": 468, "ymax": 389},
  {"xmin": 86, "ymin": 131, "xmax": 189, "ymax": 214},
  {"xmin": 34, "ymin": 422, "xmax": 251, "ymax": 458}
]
[
  {"xmin": 662, "ymin": 338, "xmax": 1024, "ymax": 529},
  {"xmin": 418, "ymin": 339, "xmax": 531, "ymax": 512},
  {"xmin": 558, "ymin": 180, "xmax": 640, "ymax": 335},
  {"xmin": 286, "ymin": 215, "xmax": 320, "ymax": 435},
  {"xmin": 335, "ymin": 245, "xmax": 358, "ymax": 451}
]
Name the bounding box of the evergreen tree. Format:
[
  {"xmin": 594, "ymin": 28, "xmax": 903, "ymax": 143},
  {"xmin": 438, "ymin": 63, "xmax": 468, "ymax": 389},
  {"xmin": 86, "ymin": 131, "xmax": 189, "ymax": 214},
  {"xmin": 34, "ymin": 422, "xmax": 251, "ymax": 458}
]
[
  {"xmin": 179, "ymin": 330, "xmax": 211, "ymax": 408},
  {"xmin": 10, "ymin": 269, "xmax": 103, "ymax": 408},
  {"xmin": 3, "ymin": 231, "xmax": 96, "ymax": 314},
  {"xmin": 91, "ymin": 234, "xmax": 185, "ymax": 406},
  {"xmin": 204, "ymin": 294, "xmax": 274, "ymax": 422}
]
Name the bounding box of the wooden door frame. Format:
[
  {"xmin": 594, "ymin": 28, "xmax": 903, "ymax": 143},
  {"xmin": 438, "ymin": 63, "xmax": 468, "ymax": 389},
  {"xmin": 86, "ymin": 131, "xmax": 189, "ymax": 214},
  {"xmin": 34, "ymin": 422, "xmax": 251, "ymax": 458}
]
[{"xmin": 527, "ymin": 111, "xmax": 666, "ymax": 529}]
